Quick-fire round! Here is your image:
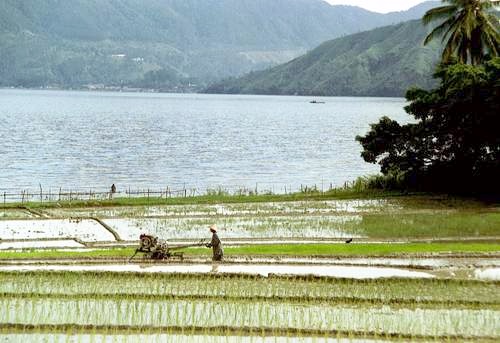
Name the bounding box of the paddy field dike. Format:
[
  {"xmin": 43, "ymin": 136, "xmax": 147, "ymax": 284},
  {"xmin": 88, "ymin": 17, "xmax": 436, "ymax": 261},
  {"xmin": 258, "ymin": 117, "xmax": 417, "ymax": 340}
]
[{"xmin": 0, "ymin": 193, "xmax": 499, "ymax": 342}]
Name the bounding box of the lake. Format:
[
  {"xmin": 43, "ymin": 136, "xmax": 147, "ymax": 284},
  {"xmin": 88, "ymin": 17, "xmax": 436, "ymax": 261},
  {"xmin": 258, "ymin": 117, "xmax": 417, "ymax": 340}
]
[{"xmin": 0, "ymin": 89, "xmax": 409, "ymax": 193}]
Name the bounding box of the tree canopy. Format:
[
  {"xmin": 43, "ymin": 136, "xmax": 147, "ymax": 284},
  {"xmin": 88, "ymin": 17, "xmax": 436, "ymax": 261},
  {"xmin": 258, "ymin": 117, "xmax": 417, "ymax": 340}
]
[{"xmin": 356, "ymin": 58, "xmax": 500, "ymax": 194}]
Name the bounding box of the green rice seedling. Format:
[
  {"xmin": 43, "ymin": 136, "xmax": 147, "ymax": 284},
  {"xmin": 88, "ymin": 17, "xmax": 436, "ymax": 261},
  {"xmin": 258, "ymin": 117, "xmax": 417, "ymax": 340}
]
[
  {"xmin": 0, "ymin": 271, "xmax": 498, "ymax": 306},
  {"xmin": 0, "ymin": 270, "xmax": 498, "ymax": 340}
]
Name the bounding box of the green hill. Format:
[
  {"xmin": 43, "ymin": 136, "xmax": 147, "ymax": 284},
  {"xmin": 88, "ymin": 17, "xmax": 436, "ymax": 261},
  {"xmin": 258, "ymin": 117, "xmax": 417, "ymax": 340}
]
[
  {"xmin": 204, "ymin": 20, "xmax": 441, "ymax": 97},
  {"xmin": 0, "ymin": 0, "xmax": 438, "ymax": 90}
]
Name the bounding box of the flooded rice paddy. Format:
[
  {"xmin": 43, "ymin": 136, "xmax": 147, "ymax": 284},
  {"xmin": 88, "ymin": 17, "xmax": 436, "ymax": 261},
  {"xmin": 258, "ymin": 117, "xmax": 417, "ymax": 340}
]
[
  {"xmin": 0, "ymin": 297, "xmax": 497, "ymax": 337},
  {"xmin": 0, "ymin": 263, "xmax": 435, "ymax": 279},
  {"xmin": 0, "ymin": 214, "xmax": 363, "ymax": 243},
  {"xmin": 228, "ymin": 256, "xmax": 500, "ymax": 268},
  {"xmin": 0, "ymin": 200, "xmax": 392, "ymax": 244},
  {"xmin": 105, "ymin": 216, "xmax": 363, "ymax": 240},
  {"xmin": 0, "ymin": 219, "xmax": 115, "ymax": 241},
  {"xmin": 0, "ymin": 334, "xmax": 390, "ymax": 343},
  {"xmin": 0, "ymin": 239, "xmax": 84, "ymax": 250},
  {"xmin": 0, "ymin": 199, "xmax": 498, "ymax": 340},
  {"xmin": 474, "ymin": 268, "xmax": 500, "ymax": 281},
  {"xmin": 0, "ymin": 199, "xmax": 498, "ymax": 281},
  {"xmin": 1, "ymin": 271, "xmax": 496, "ymax": 305},
  {"xmin": 43, "ymin": 199, "xmax": 401, "ymax": 218},
  {"xmin": 2, "ymin": 198, "xmax": 498, "ymax": 243},
  {"xmin": 1, "ymin": 262, "xmax": 498, "ymax": 340},
  {"xmin": 0, "ymin": 200, "xmax": 397, "ymax": 243},
  {"xmin": 2, "ymin": 262, "xmax": 499, "ymax": 280}
]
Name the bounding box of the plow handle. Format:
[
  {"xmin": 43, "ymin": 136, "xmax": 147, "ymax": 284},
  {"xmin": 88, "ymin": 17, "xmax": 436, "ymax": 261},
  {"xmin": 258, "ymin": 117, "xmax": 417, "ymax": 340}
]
[
  {"xmin": 168, "ymin": 239, "xmax": 207, "ymax": 250},
  {"xmin": 128, "ymin": 249, "xmax": 140, "ymax": 262}
]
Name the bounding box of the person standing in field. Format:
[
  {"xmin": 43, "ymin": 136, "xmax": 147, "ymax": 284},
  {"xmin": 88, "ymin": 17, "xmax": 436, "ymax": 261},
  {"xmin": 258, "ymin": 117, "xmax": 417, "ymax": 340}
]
[
  {"xmin": 206, "ymin": 225, "xmax": 223, "ymax": 261},
  {"xmin": 109, "ymin": 184, "xmax": 116, "ymax": 199}
]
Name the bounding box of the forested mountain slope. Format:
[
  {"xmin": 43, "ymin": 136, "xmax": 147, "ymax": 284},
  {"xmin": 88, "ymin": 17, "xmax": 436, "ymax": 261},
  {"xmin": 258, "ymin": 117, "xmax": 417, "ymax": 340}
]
[
  {"xmin": 204, "ymin": 20, "xmax": 441, "ymax": 97},
  {"xmin": 0, "ymin": 0, "xmax": 438, "ymax": 90}
]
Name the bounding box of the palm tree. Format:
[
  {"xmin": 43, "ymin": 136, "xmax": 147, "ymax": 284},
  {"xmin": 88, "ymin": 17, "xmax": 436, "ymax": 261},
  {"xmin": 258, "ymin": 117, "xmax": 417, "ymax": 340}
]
[{"xmin": 423, "ymin": 0, "xmax": 500, "ymax": 65}]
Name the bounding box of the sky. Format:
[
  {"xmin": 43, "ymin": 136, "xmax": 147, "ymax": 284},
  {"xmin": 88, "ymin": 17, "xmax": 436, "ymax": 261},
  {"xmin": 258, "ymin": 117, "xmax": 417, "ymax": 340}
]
[{"xmin": 324, "ymin": 0, "xmax": 429, "ymax": 13}]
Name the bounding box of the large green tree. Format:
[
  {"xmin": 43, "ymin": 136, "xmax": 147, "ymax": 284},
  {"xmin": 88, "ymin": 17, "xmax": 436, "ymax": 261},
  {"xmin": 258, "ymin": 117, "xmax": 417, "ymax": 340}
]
[
  {"xmin": 356, "ymin": 58, "xmax": 500, "ymax": 193},
  {"xmin": 423, "ymin": 0, "xmax": 500, "ymax": 65}
]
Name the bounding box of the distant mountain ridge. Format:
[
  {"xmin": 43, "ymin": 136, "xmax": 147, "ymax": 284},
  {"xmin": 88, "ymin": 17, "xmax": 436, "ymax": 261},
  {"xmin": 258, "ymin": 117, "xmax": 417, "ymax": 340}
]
[
  {"xmin": 0, "ymin": 0, "xmax": 439, "ymax": 90},
  {"xmin": 204, "ymin": 20, "xmax": 442, "ymax": 97}
]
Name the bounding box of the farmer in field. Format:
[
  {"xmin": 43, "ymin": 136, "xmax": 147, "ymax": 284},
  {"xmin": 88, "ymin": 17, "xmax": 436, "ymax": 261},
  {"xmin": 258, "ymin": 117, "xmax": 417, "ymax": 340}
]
[
  {"xmin": 109, "ymin": 184, "xmax": 116, "ymax": 199},
  {"xmin": 206, "ymin": 225, "xmax": 223, "ymax": 261}
]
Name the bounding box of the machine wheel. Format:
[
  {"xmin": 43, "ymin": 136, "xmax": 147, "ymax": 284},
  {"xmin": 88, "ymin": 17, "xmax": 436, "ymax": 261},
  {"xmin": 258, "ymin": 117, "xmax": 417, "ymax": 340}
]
[{"xmin": 140, "ymin": 236, "xmax": 154, "ymax": 250}]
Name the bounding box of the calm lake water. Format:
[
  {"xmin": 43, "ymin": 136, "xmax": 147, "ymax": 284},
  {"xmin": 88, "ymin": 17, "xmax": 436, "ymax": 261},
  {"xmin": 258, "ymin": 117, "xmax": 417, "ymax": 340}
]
[{"xmin": 0, "ymin": 89, "xmax": 409, "ymax": 193}]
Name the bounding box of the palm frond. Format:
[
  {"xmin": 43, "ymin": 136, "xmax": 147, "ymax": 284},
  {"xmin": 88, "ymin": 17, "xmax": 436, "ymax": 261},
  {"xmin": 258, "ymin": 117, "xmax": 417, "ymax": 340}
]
[
  {"xmin": 485, "ymin": 13, "xmax": 500, "ymax": 31},
  {"xmin": 444, "ymin": 22, "xmax": 468, "ymax": 62},
  {"xmin": 424, "ymin": 18, "xmax": 455, "ymax": 45},
  {"xmin": 480, "ymin": 29, "xmax": 500, "ymax": 56},
  {"xmin": 422, "ymin": 5, "xmax": 457, "ymax": 25},
  {"xmin": 422, "ymin": 0, "xmax": 500, "ymax": 64},
  {"xmin": 462, "ymin": 10, "xmax": 476, "ymax": 38},
  {"xmin": 442, "ymin": 13, "xmax": 466, "ymax": 41}
]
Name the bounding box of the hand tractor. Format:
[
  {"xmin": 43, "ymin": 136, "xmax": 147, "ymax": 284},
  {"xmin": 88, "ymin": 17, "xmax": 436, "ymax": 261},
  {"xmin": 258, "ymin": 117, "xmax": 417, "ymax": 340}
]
[{"xmin": 129, "ymin": 234, "xmax": 206, "ymax": 261}]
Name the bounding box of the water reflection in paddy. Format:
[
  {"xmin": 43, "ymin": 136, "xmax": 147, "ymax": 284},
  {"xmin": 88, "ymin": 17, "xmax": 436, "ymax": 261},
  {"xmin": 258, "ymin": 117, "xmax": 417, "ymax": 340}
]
[{"xmin": 0, "ymin": 263, "xmax": 434, "ymax": 279}]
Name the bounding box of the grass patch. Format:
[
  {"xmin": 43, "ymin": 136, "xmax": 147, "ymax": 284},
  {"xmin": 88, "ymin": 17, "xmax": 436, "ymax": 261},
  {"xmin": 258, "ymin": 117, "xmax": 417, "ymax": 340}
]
[
  {"xmin": 192, "ymin": 243, "xmax": 500, "ymax": 256},
  {"xmin": 0, "ymin": 189, "xmax": 407, "ymax": 210},
  {"xmin": 357, "ymin": 212, "xmax": 500, "ymax": 238}
]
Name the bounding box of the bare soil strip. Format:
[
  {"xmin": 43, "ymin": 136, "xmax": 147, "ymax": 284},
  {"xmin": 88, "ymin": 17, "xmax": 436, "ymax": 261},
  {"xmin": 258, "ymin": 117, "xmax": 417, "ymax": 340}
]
[{"xmin": 19, "ymin": 207, "xmax": 49, "ymax": 218}]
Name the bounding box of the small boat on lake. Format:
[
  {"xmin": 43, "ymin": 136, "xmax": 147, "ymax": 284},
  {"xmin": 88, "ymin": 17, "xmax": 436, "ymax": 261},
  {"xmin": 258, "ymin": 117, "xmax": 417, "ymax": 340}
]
[{"xmin": 309, "ymin": 100, "xmax": 325, "ymax": 104}]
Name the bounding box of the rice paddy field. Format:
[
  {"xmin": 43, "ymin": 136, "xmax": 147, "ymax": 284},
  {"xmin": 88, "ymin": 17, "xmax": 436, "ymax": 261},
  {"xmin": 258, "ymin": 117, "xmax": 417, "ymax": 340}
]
[{"xmin": 0, "ymin": 195, "xmax": 499, "ymax": 341}]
